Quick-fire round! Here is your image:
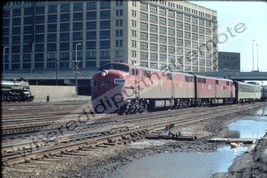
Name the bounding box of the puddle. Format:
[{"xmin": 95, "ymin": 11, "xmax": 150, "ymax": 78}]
[
  {"xmin": 109, "ymin": 107, "xmax": 267, "ymax": 178},
  {"xmin": 109, "ymin": 146, "xmax": 248, "ymax": 178}
]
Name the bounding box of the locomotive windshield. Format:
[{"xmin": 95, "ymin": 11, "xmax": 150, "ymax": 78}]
[{"xmin": 99, "ymin": 63, "xmax": 129, "ymax": 73}]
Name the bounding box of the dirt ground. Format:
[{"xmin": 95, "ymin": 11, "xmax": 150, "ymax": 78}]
[{"xmin": 2, "ymin": 106, "xmax": 267, "ymax": 178}]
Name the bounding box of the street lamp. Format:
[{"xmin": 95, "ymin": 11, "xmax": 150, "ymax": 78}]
[
  {"xmin": 75, "ymin": 43, "xmax": 82, "ymax": 97},
  {"xmin": 256, "ymin": 44, "xmax": 259, "ymax": 71},
  {"xmin": 3, "ymin": 46, "xmax": 8, "ymax": 75},
  {"xmin": 252, "ymin": 39, "xmax": 255, "ymax": 71}
]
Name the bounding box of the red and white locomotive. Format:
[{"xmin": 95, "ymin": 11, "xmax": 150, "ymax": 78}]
[{"xmin": 91, "ymin": 62, "xmax": 236, "ymax": 114}]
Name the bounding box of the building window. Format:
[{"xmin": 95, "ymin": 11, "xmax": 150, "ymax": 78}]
[
  {"xmin": 168, "ymin": 28, "xmax": 175, "ymax": 36},
  {"xmin": 86, "ymin": 41, "xmax": 96, "ymax": 49},
  {"xmin": 140, "ymin": 22, "xmax": 148, "ymax": 31},
  {"xmin": 150, "ymin": 43, "xmax": 158, "ymax": 52},
  {"xmin": 184, "ymin": 23, "xmax": 191, "ymax": 31},
  {"xmin": 184, "ymin": 15, "xmax": 190, "ymax": 22},
  {"xmin": 140, "ymin": 42, "xmax": 148, "ymax": 50},
  {"xmin": 60, "ymin": 23, "xmax": 69, "ymax": 31},
  {"xmin": 150, "ymin": 5, "xmax": 157, "ymax": 13},
  {"xmin": 159, "ymin": 26, "xmax": 166, "ymax": 34},
  {"xmin": 140, "ymin": 32, "xmax": 148, "ymax": 40},
  {"xmin": 168, "ymin": 10, "xmax": 175, "ymax": 18},
  {"xmin": 199, "ymin": 27, "xmax": 204, "ymax": 34},
  {"xmin": 140, "ymin": 2, "xmax": 148, "ymax": 11},
  {"xmin": 160, "ymin": 45, "xmax": 167, "ymax": 53},
  {"xmin": 99, "ymin": 50, "xmax": 110, "ymax": 59},
  {"xmin": 132, "ymin": 30, "xmax": 136, "ymax": 37},
  {"xmin": 87, "ymin": 11, "xmax": 97, "ymax": 20},
  {"xmin": 73, "ymin": 32, "xmax": 83, "ymax": 40},
  {"xmin": 48, "ymin": 5, "xmax": 57, "ymax": 13},
  {"xmin": 100, "ymin": 41, "xmax": 110, "ymax": 49},
  {"xmin": 60, "ymin": 42, "xmax": 69, "ymax": 51},
  {"xmin": 159, "ymin": 7, "xmax": 166, "ymax": 16},
  {"xmin": 36, "ymin": 16, "xmax": 44, "ymax": 24},
  {"xmin": 150, "ymin": 15, "xmax": 157, "ymax": 23},
  {"xmin": 150, "ymin": 24, "xmax": 157, "ymax": 32},
  {"xmin": 60, "ymin": 13, "xmax": 70, "ymax": 22},
  {"xmin": 150, "ymin": 34, "xmax": 157, "ymax": 42},
  {"xmin": 131, "ymin": 50, "xmax": 137, "ymax": 58},
  {"xmin": 101, "ymin": 10, "xmax": 111, "ymax": 19},
  {"xmin": 116, "ymin": 30, "xmax": 123, "ymax": 37},
  {"xmin": 168, "ymin": 19, "xmax": 175, "ymax": 27},
  {"xmin": 100, "ymin": 1, "xmax": 111, "ymax": 9},
  {"xmin": 132, "ymin": 20, "xmax": 136, "ymax": 27},
  {"xmin": 159, "ymin": 35, "xmax": 166, "ymax": 43},
  {"xmin": 47, "ymin": 33, "xmax": 57, "ymax": 42},
  {"xmin": 132, "ymin": 10, "xmax": 136, "ymax": 17},
  {"xmin": 86, "ymin": 51, "xmax": 96, "ymax": 60},
  {"xmin": 47, "ymin": 43, "xmax": 57, "ymax": 51},
  {"xmin": 177, "ymin": 21, "xmax": 183, "ymax": 29},
  {"xmin": 35, "ymin": 34, "xmax": 44, "ymax": 42},
  {"xmin": 60, "ymin": 33, "xmax": 69, "ymax": 41},
  {"xmin": 13, "ymin": 9, "xmax": 21, "ymax": 16},
  {"xmin": 185, "ymin": 32, "xmax": 191, "ymax": 39},
  {"xmin": 140, "ymin": 12, "xmax": 148, "ymax": 21},
  {"xmin": 61, "ymin": 4, "xmax": 70, "ymax": 12},
  {"xmin": 100, "ymin": 30, "xmax": 110, "ymax": 39},
  {"xmin": 132, "ymin": 40, "xmax": 136, "ymax": 48},
  {"xmin": 73, "ymin": 22, "xmax": 83, "ymax": 31},
  {"xmin": 150, "ymin": 53, "xmax": 158, "ymax": 61},
  {"xmin": 168, "ymin": 37, "xmax": 175, "ymax": 45},
  {"xmin": 116, "ymin": 19, "xmax": 123, "ymax": 27},
  {"xmin": 177, "ymin": 30, "xmax": 183, "ymax": 38},
  {"xmin": 47, "ymin": 24, "xmax": 57, "ymax": 32},
  {"xmin": 116, "ymin": 40, "xmax": 123, "ymax": 47},
  {"xmin": 116, "ymin": 0, "xmax": 123, "ymax": 6},
  {"xmin": 35, "ymin": 53, "xmax": 44, "ymax": 62},
  {"xmin": 74, "ymin": 2, "xmax": 83, "ymax": 11},
  {"xmin": 177, "ymin": 39, "xmax": 183, "ymax": 47},
  {"xmin": 100, "ymin": 20, "xmax": 111, "ymax": 29},
  {"xmin": 87, "ymin": 1, "xmax": 97, "ymax": 10},
  {"xmin": 159, "ymin": 17, "xmax": 166, "ymax": 25},
  {"xmin": 36, "ymin": 6, "xmax": 45, "ymax": 14},
  {"xmin": 87, "ymin": 21, "xmax": 97, "ymax": 30},
  {"xmin": 116, "ymin": 9, "xmax": 123, "ymax": 16},
  {"xmin": 159, "ymin": 54, "xmax": 167, "ymax": 62},
  {"xmin": 86, "ymin": 31, "xmax": 96, "ymax": 40},
  {"xmin": 73, "ymin": 12, "xmax": 83, "ymax": 21},
  {"xmin": 140, "ymin": 52, "xmax": 148, "ymax": 60},
  {"xmin": 48, "ymin": 14, "xmax": 57, "ymax": 23}
]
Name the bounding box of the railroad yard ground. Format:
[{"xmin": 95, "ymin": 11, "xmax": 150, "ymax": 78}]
[{"xmin": 1, "ymin": 101, "xmax": 267, "ymax": 178}]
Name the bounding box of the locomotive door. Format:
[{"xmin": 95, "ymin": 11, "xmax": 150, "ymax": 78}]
[
  {"xmin": 170, "ymin": 74, "xmax": 174, "ymax": 106},
  {"xmin": 215, "ymin": 80, "xmax": 218, "ymax": 104}
]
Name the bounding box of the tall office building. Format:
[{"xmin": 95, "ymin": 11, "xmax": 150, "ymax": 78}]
[
  {"xmin": 2, "ymin": 0, "xmax": 218, "ymax": 75},
  {"xmin": 218, "ymin": 52, "xmax": 240, "ymax": 72}
]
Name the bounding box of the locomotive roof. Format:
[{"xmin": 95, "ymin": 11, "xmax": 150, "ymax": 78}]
[
  {"xmin": 194, "ymin": 74, "xmax": 233, "ymax": 82},
  {"xmin": 100, "ymin": 62, "xmax": 194, "ymax": 77}
]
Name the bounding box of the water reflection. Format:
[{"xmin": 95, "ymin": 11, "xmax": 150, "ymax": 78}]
[
  {"xmin": 223, "ymin": 130, "xmax": 240, "ymax": 138},
  {"xmin": 110, "ymin": 146, "xmax": 248, "ymax": 178}
]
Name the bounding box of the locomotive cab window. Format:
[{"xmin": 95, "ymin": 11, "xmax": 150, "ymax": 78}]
[{"xmin": 99, "ymin": 63, "xmax": 129, "ymax": 73}]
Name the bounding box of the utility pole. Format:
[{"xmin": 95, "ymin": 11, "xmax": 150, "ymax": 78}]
[{"xmin": 75, "ymin": 43, "xmax": 82, "ymax": 97}]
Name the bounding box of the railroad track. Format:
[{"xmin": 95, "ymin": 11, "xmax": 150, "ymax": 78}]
[
  {"xmin": 1, "ymin": 104, "xmax": 239, "ymax": 140},
  {"xmin": 2, "ymin": 102, "xmax": 265, "ymax": 166}
]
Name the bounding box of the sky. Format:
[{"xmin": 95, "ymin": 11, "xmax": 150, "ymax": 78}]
[{"xmin": 191, "ymin": 1, "xmax": 267, "ymax": 72}]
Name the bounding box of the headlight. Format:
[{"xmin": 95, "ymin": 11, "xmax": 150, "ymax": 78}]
[{"xmin": 101, "ymin": 70, "xmax": 108, "ymax": 77}]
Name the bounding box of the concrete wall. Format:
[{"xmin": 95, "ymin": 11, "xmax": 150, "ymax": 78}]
[{"xmin": 30, "ymin": 85, "xmax": 75, "ymax": 102}]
